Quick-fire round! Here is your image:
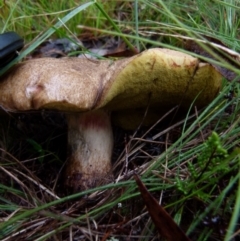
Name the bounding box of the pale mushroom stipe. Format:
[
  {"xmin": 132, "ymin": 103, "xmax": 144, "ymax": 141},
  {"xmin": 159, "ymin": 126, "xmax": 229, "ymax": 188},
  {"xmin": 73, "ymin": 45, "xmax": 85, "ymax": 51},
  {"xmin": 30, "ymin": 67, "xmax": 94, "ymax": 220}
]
[{"xmin": 0, "ymin": 48, "xmax": 222, "ymax": 192}]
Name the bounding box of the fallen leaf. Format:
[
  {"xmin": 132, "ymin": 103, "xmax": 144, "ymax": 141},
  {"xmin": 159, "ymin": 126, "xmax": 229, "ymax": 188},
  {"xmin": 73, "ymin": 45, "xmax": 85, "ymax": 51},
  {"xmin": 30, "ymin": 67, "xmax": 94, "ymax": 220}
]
[{"xmin": 134, "ymin": 174, "xmax": 191, "ymax": 241}]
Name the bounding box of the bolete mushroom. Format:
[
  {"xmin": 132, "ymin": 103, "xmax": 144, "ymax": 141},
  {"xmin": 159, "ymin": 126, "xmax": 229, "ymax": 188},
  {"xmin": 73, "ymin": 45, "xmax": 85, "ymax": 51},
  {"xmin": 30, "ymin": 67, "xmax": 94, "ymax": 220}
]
[{"xmin": 0, "ymin": 48, "xmax": 222, "ymax": 191}]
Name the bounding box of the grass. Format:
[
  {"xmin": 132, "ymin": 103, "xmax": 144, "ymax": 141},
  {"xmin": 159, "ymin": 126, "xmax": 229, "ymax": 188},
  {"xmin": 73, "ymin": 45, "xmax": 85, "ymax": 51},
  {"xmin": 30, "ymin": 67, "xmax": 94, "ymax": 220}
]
[{"xmin": 0, "ymin": 0, "xmax": 240, "ymax": 240}]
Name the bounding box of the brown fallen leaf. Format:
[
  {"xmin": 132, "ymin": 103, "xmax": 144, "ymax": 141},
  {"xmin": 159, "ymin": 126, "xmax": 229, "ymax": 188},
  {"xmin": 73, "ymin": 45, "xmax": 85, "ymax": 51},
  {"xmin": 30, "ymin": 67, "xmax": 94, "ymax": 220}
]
[{"xmin": 134, "ymin": 174, "xmax": 191, "ymax": 241}]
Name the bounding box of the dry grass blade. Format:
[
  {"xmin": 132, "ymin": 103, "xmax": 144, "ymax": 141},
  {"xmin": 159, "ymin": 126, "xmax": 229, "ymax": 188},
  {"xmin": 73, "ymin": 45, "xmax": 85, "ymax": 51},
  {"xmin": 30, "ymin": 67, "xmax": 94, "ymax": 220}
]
[
  {"xmin": 1, "ymin": 219, "xmax": 48, "ymax": 241},
  {"xmin": 14, "ymin": 169, "xmax": 60, "ymax": 200},
  {"xmin": 0, "ymin": 165, "xmax": 34, "ymax": 201}
]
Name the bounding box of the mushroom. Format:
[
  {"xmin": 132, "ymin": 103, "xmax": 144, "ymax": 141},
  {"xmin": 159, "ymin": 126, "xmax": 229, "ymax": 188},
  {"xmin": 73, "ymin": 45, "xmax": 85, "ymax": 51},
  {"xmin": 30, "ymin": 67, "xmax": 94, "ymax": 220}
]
[{"xmin": 0, "ymin": 48, "xmax": 222, "ymax": 191}]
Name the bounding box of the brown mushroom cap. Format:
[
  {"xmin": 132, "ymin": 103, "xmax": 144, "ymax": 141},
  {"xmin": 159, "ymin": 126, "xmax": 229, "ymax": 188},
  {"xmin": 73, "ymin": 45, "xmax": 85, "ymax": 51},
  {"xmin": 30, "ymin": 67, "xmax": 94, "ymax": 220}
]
[
  {"xmin": 0, "ymin": 57, "xmax": 113, "ymax": 111},
  {"xmin": 0, "ymin": 48, "xmax": 222, "ymax": 116}
]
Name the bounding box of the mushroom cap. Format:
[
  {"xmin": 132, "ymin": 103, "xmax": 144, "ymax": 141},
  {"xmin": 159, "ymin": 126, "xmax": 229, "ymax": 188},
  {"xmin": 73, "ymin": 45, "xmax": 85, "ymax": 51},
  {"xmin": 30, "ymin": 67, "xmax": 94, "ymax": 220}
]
[
  {"xmin": 0, "ymin": 57, "xmax": 114, "ymax": 111},
  {"xmin": 0, "ymin": 48, "xmax": 222, "ymax": 127},
  {"xmin": 100, "ymin": 48, "xmax": 222, "ymax": 110}
]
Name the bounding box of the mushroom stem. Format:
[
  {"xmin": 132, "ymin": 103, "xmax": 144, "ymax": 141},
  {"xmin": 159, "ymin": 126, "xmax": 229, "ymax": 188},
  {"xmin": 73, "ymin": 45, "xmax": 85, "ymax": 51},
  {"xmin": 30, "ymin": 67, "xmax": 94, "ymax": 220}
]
[{"xmin": 65, "ymin": 109, "xmax": 113, "ymax": 192}]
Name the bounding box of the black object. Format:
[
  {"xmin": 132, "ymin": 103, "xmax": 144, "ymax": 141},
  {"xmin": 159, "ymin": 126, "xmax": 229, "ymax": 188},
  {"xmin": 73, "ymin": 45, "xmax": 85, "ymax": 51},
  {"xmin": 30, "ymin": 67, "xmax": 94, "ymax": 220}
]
[{"xmin": 0, "ymin": 31, "xmax": 24, "ymax": 68}]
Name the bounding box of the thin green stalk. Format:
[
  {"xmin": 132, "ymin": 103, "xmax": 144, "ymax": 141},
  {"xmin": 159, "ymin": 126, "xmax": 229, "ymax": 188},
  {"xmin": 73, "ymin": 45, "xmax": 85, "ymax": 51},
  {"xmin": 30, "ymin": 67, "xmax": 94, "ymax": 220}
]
[
  {"xmin": 134, "ymin": 0, "xmax": 140, "ymax": 51},
  {"xmin": 0, "ymin": 180, "xmax": 133, "ymax": 232},
  {"xmin": 0, "ymin": 1, "xmax": 94, "ymax": 76},
  {"xmin": 186, "ymin": 173, "xmax": 240, "ymax": 236},
  {"xmin": 1, "ymin": 0, "xmax": 21, "ymax": 33},
  {"xmin": 94, "ymin": 1, "xmax": 136, "ymax": 52},
  {"xmin": 224, "ymin": 161, "xmax": 240, "ymax": 241}
]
